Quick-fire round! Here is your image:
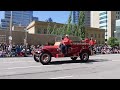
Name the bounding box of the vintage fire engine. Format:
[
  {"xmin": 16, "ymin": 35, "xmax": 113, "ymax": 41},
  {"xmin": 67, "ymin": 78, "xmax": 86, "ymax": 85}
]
[{"xmin": 33, "ymin": 36, "xmax": 91, "ymax": 65}]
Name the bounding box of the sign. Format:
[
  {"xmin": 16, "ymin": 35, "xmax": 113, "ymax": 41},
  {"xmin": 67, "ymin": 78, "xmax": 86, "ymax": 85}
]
[{"xmin": 9, "ymin": 36, "xmax": 12, "ymax": 40}]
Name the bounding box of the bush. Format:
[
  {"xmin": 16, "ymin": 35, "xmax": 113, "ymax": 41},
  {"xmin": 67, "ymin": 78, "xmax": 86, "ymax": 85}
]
[{"xmin": 107, "ymin": 37, "xmax": 119, "ymax": 47}]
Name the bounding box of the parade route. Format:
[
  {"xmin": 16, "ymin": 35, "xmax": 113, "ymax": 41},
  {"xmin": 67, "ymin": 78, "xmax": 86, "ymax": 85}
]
[{"xmin": 0, "ymin": 54, "xmax": 120, "ymax": 79}]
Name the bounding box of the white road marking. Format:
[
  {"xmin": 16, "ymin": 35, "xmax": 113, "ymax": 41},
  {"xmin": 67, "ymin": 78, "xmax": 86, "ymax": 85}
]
[
  {"xmin": 0, "ymin": 61, "xmax": 34, "ymax": 64},
  {"xmin": 50, "ymin": 75, "xmax": 73, "ymax": 79},
  {"xmin": 112, "ymin": 60, "xmax": 120, "ymax": 61},
  {"xmin": 6, "ymin": 65, "xmax": 42, "ymax": 70}
]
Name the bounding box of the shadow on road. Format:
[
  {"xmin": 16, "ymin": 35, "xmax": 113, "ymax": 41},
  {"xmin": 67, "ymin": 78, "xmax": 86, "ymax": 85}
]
[{"xmin": 49, "ymin": 59, "xmax": 109, "ymax": 65}]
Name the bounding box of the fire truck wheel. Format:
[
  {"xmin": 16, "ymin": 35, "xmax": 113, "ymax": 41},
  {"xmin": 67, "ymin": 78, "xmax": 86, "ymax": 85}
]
[
  {"xmin": 71, "ymin": 57, "xmax": 77, "ymax": 61},
  {"xmin": 40, "ymin": 52, "xmax": 51, "ymax": 65},
  {"xmin": 80, "ymin": 52, "xmax": 89, "ymax": 62},
  {"xmin": 34, "ymin": 54, "xmax": 39, "ymax": 62}
]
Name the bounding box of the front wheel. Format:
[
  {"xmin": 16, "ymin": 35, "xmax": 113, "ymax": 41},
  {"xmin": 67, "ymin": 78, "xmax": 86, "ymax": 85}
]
[
  {"xmin": 80, "ymin": 52, "xmax": 89, "ymax": 62},
  {"xmin": 40, "ymin": 52, "xmax": 51, "ymax": 65},
  {"xmin": 34, "ymin": 54, "xmax": 40, "ymax": 62}
]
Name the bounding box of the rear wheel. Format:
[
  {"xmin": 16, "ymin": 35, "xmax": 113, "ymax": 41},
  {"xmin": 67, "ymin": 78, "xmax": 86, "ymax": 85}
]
[
  {"xmin": 34, "ymin": 54, "xmax": 40, "ymax": 62},
  {"xmin": 40, "ymin": 52, "xmax": 51, "ymax": 65},
  {"xmin": 71, "ymin": 57, "xmax": 77, "ymax": 61},
  {"xmin": 80, "ymin": 52, "xmax": 89, "ymax": 62}
]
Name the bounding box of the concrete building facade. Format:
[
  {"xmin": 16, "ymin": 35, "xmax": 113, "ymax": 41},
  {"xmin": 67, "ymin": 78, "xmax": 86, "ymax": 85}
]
[
  {"xmin": 26, "ymin": 21, "xmax": 64, "ymax": 34},
  {"xmin": 91, "ymin": 11, "xmax": 120, "ymax": 41},
  {"xmin": 27, "ymin": 21, "xmax": 105, "ymax": 45}
]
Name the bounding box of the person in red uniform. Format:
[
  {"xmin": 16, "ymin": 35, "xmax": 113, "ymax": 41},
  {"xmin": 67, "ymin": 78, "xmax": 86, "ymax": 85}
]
[
  {"xmin": 61, "ymin": 34, "xmax": 72, "ymax": 56},
  {"xmin": 84, "ymin": 37, "xmax": 90, "ymax": 43},
  {"xmin": 89, "ymin": 37, "xmax": 96, "ymax": 55}
]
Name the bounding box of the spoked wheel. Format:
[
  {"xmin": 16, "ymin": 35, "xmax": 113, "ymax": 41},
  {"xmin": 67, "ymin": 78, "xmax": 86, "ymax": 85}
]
[
  {"xmin": 80, "ymin": 52, "xmax": 89, "ymax": 62},
  {"xmin": 71, "ymin": 57, "xmax": 77, "ymax": 61},
  {"xmin": 40, "ymin": 52, "xmax": 51, "ymax": 65},
  {"xmin": 34, "ymin": 54, "xmax": 40, "ymax": 62}
]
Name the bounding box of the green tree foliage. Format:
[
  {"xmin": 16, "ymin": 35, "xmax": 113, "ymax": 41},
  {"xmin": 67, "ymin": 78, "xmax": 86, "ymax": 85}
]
[
  {"xmin": 66, "ymin": 11, "xmax": 72, "ymax": 35},
  {"xmin": 78, "ymin": 11, "xmax": 85, "ymax": 40},
  {"xmin": 46, "ymin": 11, "xmax": 85, "ymax": 39},
  {"xmin": 47, "ymin": 23, "xmax": 51, "ymax": 34},
  {"xmin": 51, "ymin": 24, "xmax": 57, "ymax": 35},
  {"xmin": 107, "ymin": 37, "xmax": 119, "ymax": 47},
  {"xmin": 61, "ymin": 24, "xmax": 67, "ymax": 35}
]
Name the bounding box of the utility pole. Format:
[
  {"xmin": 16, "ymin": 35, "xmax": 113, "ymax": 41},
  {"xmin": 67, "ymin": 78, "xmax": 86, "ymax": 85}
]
[{"xmin": 9, "ymin": 11, "xmax": 13, "ymax": 50}]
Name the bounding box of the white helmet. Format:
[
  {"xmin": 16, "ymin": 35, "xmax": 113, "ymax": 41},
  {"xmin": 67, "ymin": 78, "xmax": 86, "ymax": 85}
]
[{"xmin": 65, "ymin": 34, "xmax": 69, "ymax": 37}]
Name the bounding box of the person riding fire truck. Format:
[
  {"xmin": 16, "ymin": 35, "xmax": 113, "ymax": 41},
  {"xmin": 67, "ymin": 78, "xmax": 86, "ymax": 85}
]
[
  {"xmin": 60, "ymin": 34, "xmax": 72, "ymax": 56},
  {"xmin": 89, "ymin": 37, "xmax": 96, "ymax": 55}
]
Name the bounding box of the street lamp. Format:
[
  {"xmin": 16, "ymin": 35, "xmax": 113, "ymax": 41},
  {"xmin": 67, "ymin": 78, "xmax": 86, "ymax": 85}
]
[
  {"xmin": 24, "ymin": 28, "xmax": 28, "ymax": 47},
  {"xmin": 9, "ymin": 11, "xmax": 12, "ymax": 47}
]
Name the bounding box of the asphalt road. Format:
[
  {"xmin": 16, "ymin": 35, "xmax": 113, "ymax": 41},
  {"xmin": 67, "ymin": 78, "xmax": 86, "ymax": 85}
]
[{"xmin": 0, "ymin": 54, "xmax": 120, "ymax": 79}]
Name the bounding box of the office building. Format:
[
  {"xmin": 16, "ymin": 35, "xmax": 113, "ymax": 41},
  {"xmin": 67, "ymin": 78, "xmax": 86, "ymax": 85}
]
[
  {"xmin": 72, "ymin": 11, "xmax": 91, "ymax": 27},
  {"xmin": 91, "ymin": 11, "xmax": 120, "ymax": 41},
  {"xmin": 32, "ymin": 17, "xmax": 39, "ymax": 21},
  {"xmin": 114, "ymin": 19, "xmax": 120, "ymax": 39},
  {"xmin": 1, "ymin": 11, "xmax": 33, "ymax": 30}
]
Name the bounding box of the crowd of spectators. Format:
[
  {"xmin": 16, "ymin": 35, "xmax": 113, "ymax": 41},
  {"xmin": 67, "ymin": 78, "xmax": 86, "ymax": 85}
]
[
  {"xmin": 0, "ymin": 41, "xmax": 120, "ymax": 58},
  {"xmin": 0, "ymin": 43, "xmax": 41, "ymax": 57},
  {"xmin": 93, "ymin": 44, "xmax": 120, "ymax": 54}
]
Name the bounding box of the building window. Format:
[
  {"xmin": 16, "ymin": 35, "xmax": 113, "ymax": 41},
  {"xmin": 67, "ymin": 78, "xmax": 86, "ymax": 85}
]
[
  {"xmin": 99, "ymin": 16, "xmax": 107, "ymax": 20},
  {"xmin": 37, "ymin": 29, "xmax": 41, "ymax": 34},
  {"xmin": 102, "ymin": 34, "xmax": 104, "ymax": 38},
  {"xmin": 95, "ymin": 34, "xmax": 97, "ymax": 38},
  {"xmin": 99, "ymin": 25, "xmax": 107, "ymax": 28},
  {"xmin": 91, "ymin": 34, "xmax": 93, "ymax": 37},
  {"xmin": 99, "ymin": 12, "xmax": 107, "ymax": 16},
  {"xmin": 102, "ymin": 41, "xmax": 104, "ymax": 44},
  {"xmin": 44, "ymin": 29, "xmax": 47, "ymax": 34},
  {"xmin": 98, "ymin": 41, "xmax": 100, "ymax": 44},
  {"xmin": 99, "ymin": 34, "xmax": 100, "ymax": 38},
  {"xmin": 99, "ymin": 20, "xmax": 107, "ymax": 24}
]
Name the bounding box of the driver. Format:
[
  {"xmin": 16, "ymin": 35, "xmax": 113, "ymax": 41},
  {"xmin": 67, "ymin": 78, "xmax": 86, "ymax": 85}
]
[{"xmin": 61, "ymin": 34, "xmax": 72, "ymax": 56}]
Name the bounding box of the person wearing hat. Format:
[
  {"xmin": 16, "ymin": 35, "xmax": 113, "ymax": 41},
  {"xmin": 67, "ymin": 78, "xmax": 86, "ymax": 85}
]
[{"xmin": 61, "ymin": 34, "xmax": 72, "ymax": 56}]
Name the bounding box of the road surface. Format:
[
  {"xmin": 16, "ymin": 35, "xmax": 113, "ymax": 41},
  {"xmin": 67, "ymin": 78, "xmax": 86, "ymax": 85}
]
[{"xmin": 0, "ymin": 54, "xmax": 120, "ymax": 79}]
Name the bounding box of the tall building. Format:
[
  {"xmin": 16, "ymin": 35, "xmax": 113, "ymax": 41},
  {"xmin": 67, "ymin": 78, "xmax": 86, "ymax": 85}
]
[
  {"xmin": 1, "ymin": 11, "xmax": 33, "ymax": 30},
  {"xmin": 91, "ymin": 11, "xmax": 120, "ymax": 41},
  {"xmin": 45, "ymin": 17, "xmax": 53, "ymax": 22},
  {"xmin": 72, "ymin": 11, "xmax": 91, "ymax": 27},
  {"xmin": 114, "ymin": 19, "xmax": 120, "ymax": 39},
  {"xmin": 32, "ymin": 17, "xmax": 39, "ymax": 21}
]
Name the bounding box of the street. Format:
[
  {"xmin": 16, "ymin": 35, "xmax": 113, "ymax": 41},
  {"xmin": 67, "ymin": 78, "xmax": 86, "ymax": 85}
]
[{"xmin": 0, "ymin": 54, "xmax": 120, "ymax": 79}]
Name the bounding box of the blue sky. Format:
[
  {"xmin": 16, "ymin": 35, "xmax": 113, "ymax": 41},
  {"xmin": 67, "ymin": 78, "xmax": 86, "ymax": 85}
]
[{"xmin": 0, "ymin": 11, "xmax": 70, "ymax": 24}]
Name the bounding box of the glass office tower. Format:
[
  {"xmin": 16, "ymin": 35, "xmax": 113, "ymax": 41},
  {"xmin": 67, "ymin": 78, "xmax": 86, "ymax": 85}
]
[{"xmin": 1, "ymin": 11, "xmax": 33, "ymax": 30}]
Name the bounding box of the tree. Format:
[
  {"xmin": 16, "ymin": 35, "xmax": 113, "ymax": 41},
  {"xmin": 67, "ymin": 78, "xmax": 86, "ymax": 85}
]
[
  {"xmin": 72, "ymin": 24, "xmax": 78, "ymax": 36},
  {"xmin": 51, "ymin": 24, "xmax": 57, "ymax": 35},
  {"xmin": 66, "ymin": 11, "xmax": 72, "ymax": 35},
  {"xmin": 78, "ymin": 11, "xmax": 85, "ymax": 40},
  {"xmin": 61, "ymin": 24, "xmax": 67, "ymax": 35},
  {"xmin": 47, "ymin": 23, "xmax": 51, "ymax": 34},
  {"xmin": 107, "ymin": 37, "xmax": 119, "ymax": 47}
]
